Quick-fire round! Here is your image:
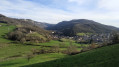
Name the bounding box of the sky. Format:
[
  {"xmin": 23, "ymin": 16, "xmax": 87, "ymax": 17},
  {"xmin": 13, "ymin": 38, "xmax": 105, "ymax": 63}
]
[{"xmin": 0, "ymin": 0, "xmax": 119, "ymax": 27}]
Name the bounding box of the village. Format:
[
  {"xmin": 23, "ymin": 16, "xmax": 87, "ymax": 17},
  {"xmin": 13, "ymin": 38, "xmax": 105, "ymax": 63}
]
[{"xmin": 52, "ymin": 32, "xmax": 114, "ymax": 45}]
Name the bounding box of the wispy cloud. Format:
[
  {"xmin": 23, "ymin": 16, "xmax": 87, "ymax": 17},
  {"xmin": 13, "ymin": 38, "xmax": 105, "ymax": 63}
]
[{"xmin": 0, "ymin": 0, "xmax": 119, "ymax": 27}]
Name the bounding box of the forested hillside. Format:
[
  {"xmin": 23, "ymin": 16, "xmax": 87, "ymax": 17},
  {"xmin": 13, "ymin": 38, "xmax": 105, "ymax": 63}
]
[{"xmin": 47, "ymin": 19, "xmax": 119, "ymax": 36}]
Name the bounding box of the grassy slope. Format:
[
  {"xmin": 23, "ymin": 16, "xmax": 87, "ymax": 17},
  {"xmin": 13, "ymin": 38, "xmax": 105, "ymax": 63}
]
[
  {"xmin": 0, "ymin": 53, "xmax": 67, "ymax": 67},
  {"xmin": 0, "ymin": 44, "xmax": 41, "ymax": 59},
  {"xmin": 0, "ymin": 23, "xmax": 16, "ymax": 43},
  {"xmin": 0, "ymin": 23, "xmax": 65, "ymax": 59},
  {"xmin": 0, "ymin": 23, "xmax": 82, "ymax": 67},
  {"xmin": 38, "ymin": 40, "xmax": 84, "ymax": 47},
  {"xmin": 1, "ymin": 23, "xmax": 119, "ymax": 67},
  {"xmin": 0, "ymin": 23, "xmax": 90, "ymax": 67},
  {"xmin": 0, "ymin": 40, "xmax": 82, "ymax": 67},
  {"xmin": 23, "ymin": 44, "xmax": 119, "ymax": 67},
  {"xmin": 0, "ymin": 23, "xmax": 39, "ymax": 59},
  {"xmin": 0, "ymin": 23, "xmax": 66, "ymax": 67}
]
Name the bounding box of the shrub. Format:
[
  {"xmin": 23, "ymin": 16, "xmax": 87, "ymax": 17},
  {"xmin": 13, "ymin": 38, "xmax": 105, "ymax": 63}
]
[
  {"xmin": 25, "ymin": 53, "xmax": 34, "ymax": 62},
  {"xmin": 81, "ymin": 43, "xmax": 97, "ymax": 52},
  {"xmin": 89, "ymin": 43, "xmax": 96, "ymax": 49},
  {"xmin": 20, "ymin": 38, "xmax": 26, "ymax": 43},
  {"xmin": 80, "ymin": 47, "xmax": 91, "ymax": 52},
  {"xmin": 49, "ymin": 45, "xmax": 60, "ymax": 53},
  {"xmin": 8, "ymin": 30, "xmax": 25, "ymax": 41},
  {"xmin": 38, "ymin": 47, "xmax": 49, "ymax": 54},
  {"xmin": 59, "ymin": 42, "xmax": 66, "ymax": 48},
  {"xmin": 31, "ymin": 46, "xmax": 60, "ymax": 55},
  {"xmin": 112, "ymin": 33, "xmax": 119, "ymax": 44},
  {"xmin": 62, "ymin": 45, "xmax": 79, "ymax": 55},
  {"xmin": 31, "ymin": 48, "xmax": 39, "ymax": 55}
]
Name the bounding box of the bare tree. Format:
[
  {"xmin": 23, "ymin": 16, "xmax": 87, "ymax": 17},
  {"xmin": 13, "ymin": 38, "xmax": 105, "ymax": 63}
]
[{"xmin": 25, "ymin": 53, "xmax": 34, "ymax": 62}]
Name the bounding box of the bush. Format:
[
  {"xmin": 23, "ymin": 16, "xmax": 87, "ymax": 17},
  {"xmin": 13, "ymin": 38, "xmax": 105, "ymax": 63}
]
[
  {"xmin": 8, "ymin": 30, "xmax": 25, "ymax": 41},
  {"xmin": 20, "ymin": 38, "xmax": 26, "ymax": 43},
  {"xmin": 62, "ymin": 45, "xmax": 79, "ymax": 55},
  {"xmin": 25, "ymin": 53, "xmax": 34, "ymax": 62},
  {"xmin": 80, "ymin": 47, "xmax": 91, "ymax": 52},
  {"xmin": 112, "ymin": 33, "xmax": 119, "ymax": 44},
  {"xmin": 31, "ymin": 46, "xmax": 60, "ymax": 55},
  {"xmin": 59, "ymin": 42, "xmax": 66, "ymax": 48},
  {"xmin": 39, "ymin": 48, "xmax": 49, "ymax": 54},
  {"xmin": 31, "ymin": 48, "xmax": 40, "ymax": 55},
  {"xmin": 49, "ymin": 45, "xmax": 60, "ymax": 53},
  {"xmin": 89, "ymin": 43, "xmax": 96, "ymax": 49}
]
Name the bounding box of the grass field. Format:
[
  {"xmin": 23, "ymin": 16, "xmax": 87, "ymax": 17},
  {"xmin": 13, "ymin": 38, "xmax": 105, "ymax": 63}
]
[
  {"xmin": 38, "ymin": 40, "xmax": 86, "ymax": 47},
  {"xmin": 0, "ymin": 23, "xmax": 16, "ymax": 43},
  {"xmin": 0, "ymin": 23, "xmax": 84, "ymax": 67},
  {"xmin": 77, "ymin": 33, "xmax": 92, "ymax": 36},
  {"xmin": 0, "ymin": 53, "xmax": 67, "ymax": 67},
  {"xmin": 23, "ymin": 44, "xmax": 119, "ymax": 67},
  {"xmin": 1, "ymin": 23, "xmax": 118, "ymax": 67}
]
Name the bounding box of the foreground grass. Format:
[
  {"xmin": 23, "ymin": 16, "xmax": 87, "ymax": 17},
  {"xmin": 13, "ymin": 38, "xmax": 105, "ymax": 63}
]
[
  {"xmin": 0, "ymin": 44, "xmax": 42, "ymax": 59},
  {"xmin": 23, "ymin": 44, "xmax": 119, "ymax": 67},
  {"xmin": 0, "ymin": 40, "xmax": 84, "ymax": 59},
  {"xmin": 0, "ymin": 53, "xmax": 67, "ymax": 67}
]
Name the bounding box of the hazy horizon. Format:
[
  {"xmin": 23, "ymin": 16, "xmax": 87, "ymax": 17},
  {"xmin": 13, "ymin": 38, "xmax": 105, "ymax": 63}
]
[{"xmin": 0, "ymin": 0, "xmax": 119, "ymax": 27}]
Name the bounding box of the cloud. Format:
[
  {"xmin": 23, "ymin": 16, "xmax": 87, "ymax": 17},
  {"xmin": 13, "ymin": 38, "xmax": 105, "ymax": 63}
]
[
  {"xmin": 68, "ymin": 0, "xmax": 87, "ymax": 4},
  {"xmin": 98, "ymin": 0, "xmax": 119, "ymax": 11},
  {"xmin": 0, "ymin": 0, "xmax": 73, "ymax": 23},
  {"xmin": 0, "ymin": 0, "xmax": 119, "ymax": 27}
]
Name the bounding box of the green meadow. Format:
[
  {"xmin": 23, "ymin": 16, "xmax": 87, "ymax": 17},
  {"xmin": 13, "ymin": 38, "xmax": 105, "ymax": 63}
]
[
  {"xmin": 0, "ymin": 23, "xmax": 16, "ymax": 43},
  {"xmin": 23, "ymin": 43, "xmax": 119, "ymax": 67},
  {"xmin": 0, "ymin": 23, "xmax": 84, "ymax": 67},
  {"xmin": 0, "ymin": 23, "xmax": 119, "ymax": 67}
]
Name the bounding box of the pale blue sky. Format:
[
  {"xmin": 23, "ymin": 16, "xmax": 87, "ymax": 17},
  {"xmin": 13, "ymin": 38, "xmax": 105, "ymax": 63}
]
[{"xmin": 0, "ymin": 0, "xmax": 119, "ymax": 27}]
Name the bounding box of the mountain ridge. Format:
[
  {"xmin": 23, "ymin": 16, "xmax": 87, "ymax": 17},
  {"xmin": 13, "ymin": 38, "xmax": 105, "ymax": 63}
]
[
  {"xmin": 47, "ymin": 19, "xmax": 119, "ymax": 36},
  {"xmin": 0, "ymin": 14, "xmax": 119, "ymax": 36}
]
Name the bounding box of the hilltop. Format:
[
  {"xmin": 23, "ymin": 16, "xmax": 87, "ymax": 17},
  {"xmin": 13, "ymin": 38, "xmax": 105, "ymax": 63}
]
[
  {"xmin": 1, "ymin": 14, "xmax": 119, "ymax": 37},
  {"xmin": 47, "ymin": 19, "xmax": 119, "ymax": 36}
]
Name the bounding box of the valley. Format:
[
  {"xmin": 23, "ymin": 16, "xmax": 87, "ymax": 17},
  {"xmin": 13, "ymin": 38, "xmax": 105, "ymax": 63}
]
[{"xmin": 0, "ymin": 14, "xmax": 119, "ymax": 67}]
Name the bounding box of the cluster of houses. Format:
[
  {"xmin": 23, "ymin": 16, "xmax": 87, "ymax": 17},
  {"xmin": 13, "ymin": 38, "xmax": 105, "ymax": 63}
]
[
  {"xmin": 52, "ymin": 33, "xmax": 114, "ymax": 45},
  {"xmin": 74, "ymin": 33, "xmax": 114, "ymax": 44}
]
